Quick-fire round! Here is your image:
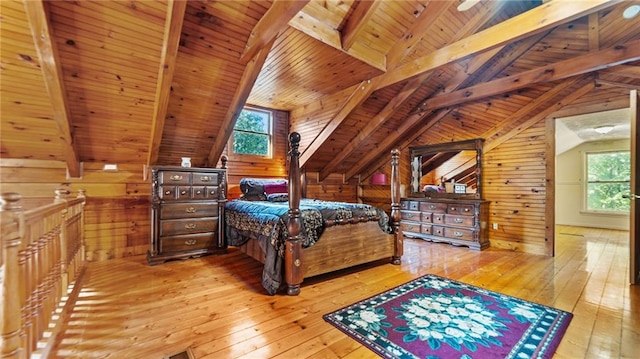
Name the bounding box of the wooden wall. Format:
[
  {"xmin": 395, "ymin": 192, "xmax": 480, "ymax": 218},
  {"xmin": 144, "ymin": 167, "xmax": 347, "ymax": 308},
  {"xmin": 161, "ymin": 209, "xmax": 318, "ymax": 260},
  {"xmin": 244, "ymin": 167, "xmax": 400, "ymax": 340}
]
[{"xmin": 0, "ymin": 160, "xmax": 151, "ymax": 261}]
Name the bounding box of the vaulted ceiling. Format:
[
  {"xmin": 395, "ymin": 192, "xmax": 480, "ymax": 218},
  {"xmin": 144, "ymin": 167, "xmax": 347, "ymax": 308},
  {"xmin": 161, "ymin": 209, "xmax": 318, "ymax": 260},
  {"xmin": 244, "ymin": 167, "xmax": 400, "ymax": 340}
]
[{"xmin": 1, "ymin": 0, "xmax": 639, "ymax": 180}]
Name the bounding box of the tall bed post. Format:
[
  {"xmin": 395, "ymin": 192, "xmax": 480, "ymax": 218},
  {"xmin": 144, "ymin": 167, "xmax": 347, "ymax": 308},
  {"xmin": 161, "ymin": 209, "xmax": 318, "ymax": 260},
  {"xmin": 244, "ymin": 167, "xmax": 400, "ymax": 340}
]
[
  {"xmin": 390, "ymin": 148, "xmax": 403, "ymax": 264},
  {"xmin": 286, "ymin": 132, "xmax": 303, "ymax": 295}
]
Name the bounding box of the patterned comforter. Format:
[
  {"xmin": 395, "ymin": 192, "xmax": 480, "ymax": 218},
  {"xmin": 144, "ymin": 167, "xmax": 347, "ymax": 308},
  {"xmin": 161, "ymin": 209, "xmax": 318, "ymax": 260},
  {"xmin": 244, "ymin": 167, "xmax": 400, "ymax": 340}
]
[{"xmin": 225, "ymin": 198, "xmax": 393, "ymax": 294}]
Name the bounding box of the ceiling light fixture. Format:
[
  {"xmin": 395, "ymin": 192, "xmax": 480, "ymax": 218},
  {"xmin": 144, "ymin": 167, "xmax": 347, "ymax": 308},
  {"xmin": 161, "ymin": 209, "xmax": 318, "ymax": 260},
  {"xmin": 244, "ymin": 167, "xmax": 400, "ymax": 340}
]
[
  {"xmin": 457, "ymin": 0, "xmax": 481, "ymax": 12},
  {"xmin": 594, "ymin": 125, "xmax": 614, "ymax": 134},
  {"xmin": 623, "ymin": 4, "xmax": 640, "ymax": 19}
]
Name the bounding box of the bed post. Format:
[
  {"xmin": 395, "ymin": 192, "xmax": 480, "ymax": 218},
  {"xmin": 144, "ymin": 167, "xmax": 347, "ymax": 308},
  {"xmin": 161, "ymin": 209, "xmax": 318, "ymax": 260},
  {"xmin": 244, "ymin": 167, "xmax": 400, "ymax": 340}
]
[
  {"xmin": 390, "ymin": 148, "xmax": 403, "ymax": 264},
  {"xmin": 286, "ymin": 132, "xmax": 303, "ymax": 295}
]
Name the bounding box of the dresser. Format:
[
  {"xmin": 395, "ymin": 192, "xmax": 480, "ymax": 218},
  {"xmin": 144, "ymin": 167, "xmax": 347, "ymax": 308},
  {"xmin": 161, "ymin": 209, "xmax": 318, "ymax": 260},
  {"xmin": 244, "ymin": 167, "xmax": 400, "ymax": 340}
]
[
  {"xmin": 400, "ymin": 198, "xmax": 489, "ymax": 250},
  {"xmin": 147, "ymin": 166, "xmax": 227, "ymax": 265}
]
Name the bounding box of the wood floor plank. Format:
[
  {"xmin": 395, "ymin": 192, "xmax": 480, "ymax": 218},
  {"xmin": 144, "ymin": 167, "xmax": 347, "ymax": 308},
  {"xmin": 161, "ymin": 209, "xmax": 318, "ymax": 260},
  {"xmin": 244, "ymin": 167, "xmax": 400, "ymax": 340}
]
[{"xmin": 48, "ymin": 226, "xmax": 639, "ymax": 359}]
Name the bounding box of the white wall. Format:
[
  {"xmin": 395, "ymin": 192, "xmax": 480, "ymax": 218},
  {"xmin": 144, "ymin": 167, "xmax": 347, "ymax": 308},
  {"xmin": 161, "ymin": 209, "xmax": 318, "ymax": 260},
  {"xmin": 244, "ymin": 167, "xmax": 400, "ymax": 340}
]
[{"xmin": 556, "ymin": 138, "xmax": 630, "ymax": 230}]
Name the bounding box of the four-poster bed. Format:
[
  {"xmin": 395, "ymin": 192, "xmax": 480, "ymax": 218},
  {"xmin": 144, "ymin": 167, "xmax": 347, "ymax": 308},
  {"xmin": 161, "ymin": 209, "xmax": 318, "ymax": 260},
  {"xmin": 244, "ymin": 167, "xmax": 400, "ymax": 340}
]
[{"xmin": 224, "ymin": 132, "xmax": 403, "ymax": 295}]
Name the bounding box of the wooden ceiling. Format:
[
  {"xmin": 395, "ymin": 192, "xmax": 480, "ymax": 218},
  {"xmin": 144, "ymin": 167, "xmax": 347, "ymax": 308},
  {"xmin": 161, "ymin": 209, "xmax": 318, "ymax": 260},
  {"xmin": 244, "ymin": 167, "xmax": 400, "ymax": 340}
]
[{"xmin": 1, "ymin": 0, "xmax": 639, "ymax": 180}]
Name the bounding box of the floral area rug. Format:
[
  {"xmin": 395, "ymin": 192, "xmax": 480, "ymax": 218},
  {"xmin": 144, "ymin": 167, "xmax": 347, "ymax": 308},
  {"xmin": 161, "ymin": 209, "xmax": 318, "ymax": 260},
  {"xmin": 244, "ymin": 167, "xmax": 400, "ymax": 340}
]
[{"xmin": 323, "ymin": 274, "xmax": 573, "ymax": 359}]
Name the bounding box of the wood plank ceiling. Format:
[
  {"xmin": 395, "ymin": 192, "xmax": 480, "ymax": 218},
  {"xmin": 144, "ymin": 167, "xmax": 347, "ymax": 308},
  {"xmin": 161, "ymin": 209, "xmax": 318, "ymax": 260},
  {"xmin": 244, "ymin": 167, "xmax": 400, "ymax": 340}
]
[{"xmin": 1, "ymin": 0, "xmax": 639, "ymax": 180}]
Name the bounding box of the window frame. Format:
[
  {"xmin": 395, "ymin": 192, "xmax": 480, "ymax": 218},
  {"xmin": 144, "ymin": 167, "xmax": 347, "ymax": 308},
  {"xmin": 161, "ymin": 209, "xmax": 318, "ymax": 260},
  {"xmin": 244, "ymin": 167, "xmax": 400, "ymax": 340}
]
[
  {"xmin": 230, "ymin": 107, "xmax": 273, "ymax": 159},
  {"xmin": 582, "ymin": 149, "xmax": 631, "ymax": 215}
]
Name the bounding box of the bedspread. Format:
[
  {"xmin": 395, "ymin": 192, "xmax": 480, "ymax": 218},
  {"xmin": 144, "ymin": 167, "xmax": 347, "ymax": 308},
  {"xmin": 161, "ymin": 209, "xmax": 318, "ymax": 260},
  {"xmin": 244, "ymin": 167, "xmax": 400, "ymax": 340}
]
[{"xmin": 224, "ymin": 199, "xmax": 393, "ymax": 294}]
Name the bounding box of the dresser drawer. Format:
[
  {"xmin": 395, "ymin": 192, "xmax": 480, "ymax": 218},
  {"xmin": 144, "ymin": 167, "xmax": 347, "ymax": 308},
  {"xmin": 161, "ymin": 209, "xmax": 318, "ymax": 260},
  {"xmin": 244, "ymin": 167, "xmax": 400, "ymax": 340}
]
[
  {"xmin": 420, "ymin": 212, "xmax": 432, "ymax": 223},
  {"xmin": 160, "ymin": 233, "xmax": 217, "ymax": 253},
  {"xmin": 444, "ymin": 214, "xmax": 474, "ymax": 227},
  {"xmin": 421, "ymin": 224, "xmax": 432, "ymax": 234},
  {"xmin": 206, "ymin": 186, "xmax": 219, "ymax": 198},
  {"xmin": 193, "ymin": 172, "xmax": 219, "ymax": 185},
  {"xmin": 433, "ymin": 213, "xmax": 445, "ymax": 224},
  {"xmin": 159, "ymin": 186, "xmax": 177, "ymax": 200},
  {"xmin": 160, "ymin": 217, "xmax": 218, "ymax": 236},
  {"xmin": 159, "ymin": 171, "xmax": 190, "ymax": 185},
  {"xmin": 419, "ymin": 202, "xmax": 447, "ymax": 213},
  {"xmin": 160, "ymin": 202, "xmax": 218, "ymax": 219},
  {"xmin": 447, "ymin": 204, "xmax": 475, "ymax": 215},
  {"xmin": 401, "ymin": 210, "xmax": 421, "ymax": 221},
  {"xmin": 444, "ymin": 227, "xmax": 475, "ymax": 241},
  {"xmin": 400, "ymin": 221, "xmax": 421, "ymax": 233},
  {"xmin": 433, "ymin": 225, "xmax": 445, "ymax": 236}
]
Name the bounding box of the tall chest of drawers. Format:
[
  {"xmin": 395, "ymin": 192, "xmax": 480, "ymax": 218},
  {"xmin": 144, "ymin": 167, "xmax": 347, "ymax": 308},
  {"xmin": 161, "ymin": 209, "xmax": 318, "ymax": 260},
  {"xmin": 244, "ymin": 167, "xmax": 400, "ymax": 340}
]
[
  {"xmin": 148, "ymin": 166, "xmax": 227, "ymax": 265},
  {"xmin": 400, "ymin": 198, "xmax": 489, "ymax": 250}
]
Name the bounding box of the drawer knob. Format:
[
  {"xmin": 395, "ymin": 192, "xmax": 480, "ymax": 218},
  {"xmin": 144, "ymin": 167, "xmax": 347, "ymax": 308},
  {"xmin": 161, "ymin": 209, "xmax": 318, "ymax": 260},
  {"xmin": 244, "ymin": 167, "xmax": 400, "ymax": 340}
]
[
  {"xmin": 181, "ymin": 190, "xmax": 187, "ymax": 195},
  {"xmin": 455, "ymin": 218, "xmax": 464, "ymax": 223},
  {"xmin": 165, "ymin": 190, "xmax": 171, "ymax": 195},
  {"xmin": 464, "ymin": 208, "xmax": 470, "ymax": 212},
  {"xmin": 170, "ymin": 175, "xmax": 183, "ymax": 181},
  {"xmin": 454, "ymin": 231, "xmax": 463, "ymax": 237},
  {"xmin": 185, "ymin": 239, "xmax": 197, "ymax": 246},
  {"xmin": 210, "ymin": 190, "xmax": 216, "ymax": 195},
  {"xmin": 185, "ymin": 207, "xmax": 197, "ymax": 213},
  {"xmin": 185, "ymin": 223, "xmax": 197, "ymax": 230},
  {"xmin": 200, "ymin": 176, "xmax": 211, "ymax": 182},
  {"xmin": 451, "ymin": 207, "xmax": 456, "ymax": 211},
  {"xmin": 196, "ymin": 190, "xmax": 202, "ymax": 195}
]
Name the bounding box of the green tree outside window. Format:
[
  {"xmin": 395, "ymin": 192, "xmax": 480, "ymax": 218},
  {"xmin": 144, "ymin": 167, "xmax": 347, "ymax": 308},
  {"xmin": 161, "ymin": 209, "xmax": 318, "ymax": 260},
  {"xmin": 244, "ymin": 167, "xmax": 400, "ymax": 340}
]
[
  {"xmin": 586, "ymin": 151, "xmax": 630, "ymax": 212},
  {"xmin": 232, "ymin": 108, "xmax": 271, "ymax": 156}
]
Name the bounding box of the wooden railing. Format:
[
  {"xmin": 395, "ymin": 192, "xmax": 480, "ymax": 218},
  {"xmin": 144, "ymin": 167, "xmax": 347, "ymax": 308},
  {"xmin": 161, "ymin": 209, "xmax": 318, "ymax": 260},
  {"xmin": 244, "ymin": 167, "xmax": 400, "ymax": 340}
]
[{"xmin": 1, "ymin": 190, "xmax": 87, "ymax": 359}]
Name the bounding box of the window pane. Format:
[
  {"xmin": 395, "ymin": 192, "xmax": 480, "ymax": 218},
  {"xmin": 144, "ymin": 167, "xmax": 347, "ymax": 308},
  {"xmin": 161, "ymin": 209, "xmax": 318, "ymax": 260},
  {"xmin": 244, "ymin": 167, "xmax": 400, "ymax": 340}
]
[
  {"xmin": 233, "ymin": 132, "xmax": 269, "ymax": 156},
  {"xmin": 587, "ymin": 182, "xmax": 631, "ymax": 211},
  {"xmin": 587, "ymin": 152, "xmax": 630, "ymax": 181},
  {"xmin": 235, "ymin": 109, "xmax": 269, "ymax": 133}
]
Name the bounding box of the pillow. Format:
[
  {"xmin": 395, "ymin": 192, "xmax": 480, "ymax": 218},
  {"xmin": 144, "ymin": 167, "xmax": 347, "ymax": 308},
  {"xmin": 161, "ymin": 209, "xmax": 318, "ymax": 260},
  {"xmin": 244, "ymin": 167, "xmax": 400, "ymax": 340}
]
[
  {"xmin": 239, "ymin": 178, "xmax": 288, "ymax": 196},
  {"xmin": 266, "ymin": 193, "xmax": 288, "ymax": 202},
  {"xmin": 263, "ymin": 182, "xmax": 288, "ymax": 195},
  {"xmin": 239, "ymin": 193, "xmax": 267, "ymax": 201}
]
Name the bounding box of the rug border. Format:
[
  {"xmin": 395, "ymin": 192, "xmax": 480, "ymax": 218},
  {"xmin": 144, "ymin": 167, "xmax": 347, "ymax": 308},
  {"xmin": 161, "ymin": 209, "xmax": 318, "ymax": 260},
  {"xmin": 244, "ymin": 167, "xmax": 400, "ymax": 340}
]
[{"xmin": 323, "ymin": 273, "xmax": 573, "ymax": 359}]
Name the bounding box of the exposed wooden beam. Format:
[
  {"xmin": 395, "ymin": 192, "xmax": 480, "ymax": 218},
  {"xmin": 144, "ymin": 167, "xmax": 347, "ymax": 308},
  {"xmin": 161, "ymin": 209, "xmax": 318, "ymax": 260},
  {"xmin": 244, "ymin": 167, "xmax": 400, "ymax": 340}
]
[
  {"xmin": 147, "ymin": 0, "xmax": 187, "ymax": 167},
  {"xmin": 23, "ymin": 0, "xmax": 80, "ymax": 177},
  {"xmin": 375, "ymin": 0, "xmax": 623, "ymax": 90},
  {"xmin": 299, "ymin": 78, "xmax": 379, "ymax": 167},
  {"xmin": 317, "ymin": 1, "xmax": 505, "ymax": 180},
  {"xmin": 423, "ymin": 39, "xmax": 640, "ymax": 111},
  {"xmin": 385, "ymin": 0, "xmax": 451, "ymax": 69},
  {"xmin": 595, "ymin": 79, "xmax": 640, "ymax": 91},
  {"xmin": 240, "ymin": 0, "xmax": 310, "ymax": 63},
  {"xmin": 206, "ymin": 37, "xmax": 277, "ymax": 166},
  {"xmin": 289, "ymin": 9, "xmax": 386, "ymax": 71},
  {"xmin": 341, "ymin": 0, "xmax": 380, "ymax": 51}
]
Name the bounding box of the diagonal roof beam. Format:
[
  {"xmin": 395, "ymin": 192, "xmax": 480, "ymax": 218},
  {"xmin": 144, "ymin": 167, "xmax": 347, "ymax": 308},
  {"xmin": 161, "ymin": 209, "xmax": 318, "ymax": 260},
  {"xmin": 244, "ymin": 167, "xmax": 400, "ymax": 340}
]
[
  {"xmin": 375, "ymin": 0, "xmax": 623, "ymax": 90},
  {"xmin": 240, "ymin": 0, "xmax": 310, "ymax": 63},
  {"xmin": 345, "ymin": 32, "xmax": 549, "ymax": 179},
  {"xmin": 23, "ymin": 0, "xmax": 81, "ymax": 177},
  {"xmin": 206, "ymin": 37, "xmax": 277, "ymax": 166},
  {"xmin": 341, "ymin": 0, "xmax": 380, "ymax": 51},
  {"xmin": 319, "ymin": 1, "xmax": 510, "ymax": 180},
  {"xmin": 147, "ymin": 0, "xmax": 187, "ymax": 167},
  {"xmin": 289, "ymin": 9, "xmax": 386, "ymax": 71},
  {"xmin": 421, "ymin": 39, "xmax": 640, "ymax": 111}
]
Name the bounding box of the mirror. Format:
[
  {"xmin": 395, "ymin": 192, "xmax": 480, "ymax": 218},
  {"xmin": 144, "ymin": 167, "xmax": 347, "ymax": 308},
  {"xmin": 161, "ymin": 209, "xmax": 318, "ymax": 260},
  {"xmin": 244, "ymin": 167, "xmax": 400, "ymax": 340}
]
[{"xmin": 410, "ymin": 138, "xmax": 484, "ymax": 199}]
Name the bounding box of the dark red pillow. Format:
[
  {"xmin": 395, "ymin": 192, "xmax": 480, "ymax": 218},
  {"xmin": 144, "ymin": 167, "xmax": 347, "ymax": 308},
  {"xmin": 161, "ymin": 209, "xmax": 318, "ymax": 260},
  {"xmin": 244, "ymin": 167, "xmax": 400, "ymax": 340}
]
[{"xmin": 263, "ymin": 182, "xmax": 288, "ymax": 195}]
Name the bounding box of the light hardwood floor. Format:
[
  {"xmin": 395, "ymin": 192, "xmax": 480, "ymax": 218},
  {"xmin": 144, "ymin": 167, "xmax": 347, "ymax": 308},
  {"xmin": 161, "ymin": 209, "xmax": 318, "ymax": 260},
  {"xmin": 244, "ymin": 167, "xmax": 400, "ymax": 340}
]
[{"xmin": 50, "ymin": 226, "xmax": 638, "ymax": 358}]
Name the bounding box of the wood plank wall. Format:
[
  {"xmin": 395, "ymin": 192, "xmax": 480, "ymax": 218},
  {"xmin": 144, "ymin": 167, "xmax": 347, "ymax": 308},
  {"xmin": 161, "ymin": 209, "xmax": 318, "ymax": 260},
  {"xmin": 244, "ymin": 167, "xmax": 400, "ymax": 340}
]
[{"xmin": 0, "ymin": 160, "xmax": 150, "ymax": 261}]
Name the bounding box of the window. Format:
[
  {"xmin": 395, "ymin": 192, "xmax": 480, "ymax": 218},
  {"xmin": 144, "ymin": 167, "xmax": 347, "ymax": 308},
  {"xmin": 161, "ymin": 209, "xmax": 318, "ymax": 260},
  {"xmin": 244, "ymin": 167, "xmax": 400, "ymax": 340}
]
[
  {"xmin": 585, "ymin": 150, "xmax": 630, "ymax": 213},
  {"xmin": 231, "ymin": 108, "xmax": 272, "ymax": 157}
]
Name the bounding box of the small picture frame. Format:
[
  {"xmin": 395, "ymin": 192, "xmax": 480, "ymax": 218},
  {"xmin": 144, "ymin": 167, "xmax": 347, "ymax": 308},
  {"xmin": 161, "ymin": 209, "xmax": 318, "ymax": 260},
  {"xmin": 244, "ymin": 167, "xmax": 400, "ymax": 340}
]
[{"xmin": 453, "ymin": 183, "xmax": 467, "ymax": 194}]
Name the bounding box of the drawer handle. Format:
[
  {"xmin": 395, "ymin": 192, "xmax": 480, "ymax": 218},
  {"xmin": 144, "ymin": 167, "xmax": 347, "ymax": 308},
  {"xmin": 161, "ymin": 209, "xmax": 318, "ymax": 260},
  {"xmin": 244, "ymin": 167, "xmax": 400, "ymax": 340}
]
[
  {"xmin": 464, "ymin": 208, "xmax": 470, "ymax": 212},
  {"xmin": 200, "ymin": 176, "xmax": 211, "ymax": 182},
  {"xmin": 195, "ymin": 190, "xmax": 202, "ymax": 195},
  {"xmin": 165, "ymin": 190, "xmax": 171, "ymax": 195},
  {"xmin": 407, "ymin": 213, "xmax": 414, "ymax": 218},
  {"xmin": 185, "ymin": 207, "xmax": 197, "ymax": 213},
  {"xmin": 181, "ymin": 190, "xmax": 187, "ymax": 195},
  {"xmin": 454, "ymin": 231, "xmax": 463, "ymax": 237},
  {"xmin": 450, "ymin": 207, "xmax": 456, "ymax": 211},
  {"xmin": 185, "ymin": 239, "xmax": 197, "ymax": 246},
  {"xmin": 185, "ymin": 223, "xmax": 197, "ymax": 230},
  {"xmin": 170, "ymin": 175, "xmax": 183, "ymax": 181},
  {"xmin": 430, "ymin": 205, "xmax": 436, "ymax": 210},
  {"xmin": 455, "ymin": 218, "xmax": 464, "ymax": 223},
  {"xmin": 210, "ymin": 190, "xmax": 216, "ymax": 195}
]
